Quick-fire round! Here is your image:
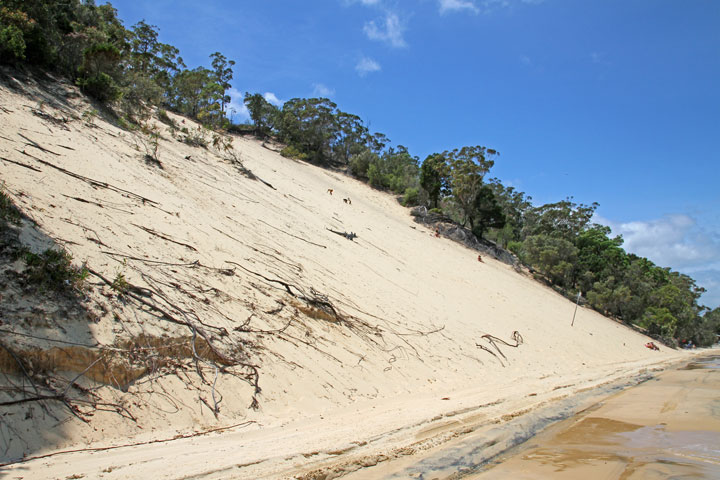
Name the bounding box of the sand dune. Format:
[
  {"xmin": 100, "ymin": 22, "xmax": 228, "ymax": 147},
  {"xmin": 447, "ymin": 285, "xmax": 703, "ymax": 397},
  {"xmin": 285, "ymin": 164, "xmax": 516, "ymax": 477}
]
[{"xmin": 0, "ymin": 70, "xmax": 702, "ymax": 478}]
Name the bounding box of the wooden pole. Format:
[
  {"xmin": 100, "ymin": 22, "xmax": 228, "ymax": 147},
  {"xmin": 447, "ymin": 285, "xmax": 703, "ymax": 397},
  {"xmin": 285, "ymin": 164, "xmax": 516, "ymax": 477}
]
[{"xmin": 571, "ymin": 292, "xmax": 581, "ymax": 326}]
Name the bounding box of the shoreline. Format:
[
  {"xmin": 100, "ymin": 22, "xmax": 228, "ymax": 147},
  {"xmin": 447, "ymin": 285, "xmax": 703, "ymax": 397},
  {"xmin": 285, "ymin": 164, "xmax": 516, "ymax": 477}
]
[
  {"xmin": 3, "ymin": 351, "xmax": 711, "ymax": 479},
  {"xmin": 337, "ymin": 350, "xmax": 719, "ymax": 480},
  {"xmin": 469, "ymin": 353, "xmax": 720, "ymax": 479}
]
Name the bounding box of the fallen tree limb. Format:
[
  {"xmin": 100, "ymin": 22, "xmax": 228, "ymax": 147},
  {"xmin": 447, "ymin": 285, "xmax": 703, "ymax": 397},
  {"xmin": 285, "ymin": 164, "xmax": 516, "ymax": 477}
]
[
  {"xmin": 327, "ymin": 228, "xmax": 357, "ymax": 241},
  {"xmin": 131, "ymin": 223, "xmax": 197, "ymax": 251},
  {"xmin": 17, "ymin": 148, "xmax": 160, "ymax": 205},
  {"xmin": 476, "ymin": 331, "xmax": 524, "ymax": 366},
  {"xmin": 101, "ymin": 251, "xmax": 200, "ymax": 268},
  {"xmin": 62, "ymin": 194, "xmax": 135, "ymax": 214},
  {"xmin": 18, "ymin": 132, "xmax": 61, "ymax": 155},
  {"xmin": 0, "ymin": 156, "xmax": 42, "ymax": 171}
]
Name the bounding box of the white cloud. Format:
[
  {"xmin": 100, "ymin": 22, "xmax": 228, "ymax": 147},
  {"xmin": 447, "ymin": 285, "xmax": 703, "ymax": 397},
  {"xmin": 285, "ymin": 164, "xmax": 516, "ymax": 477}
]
[
  {"xmin": 363, "ymin": 12, "xmax": 407, "ymax": 48},
  {"xmin": 596, "ymin": 213, "xmax": 720, "ymax": 308},
  {"xmin": 263, "ymin": 92, "xmax": 283, "ymax": 106},
  {"xmin": 601, "ymin": 214, "xmax": 720, "ymax": 268},
  {"xmin": 227, "ymin": 88, "xmax": 250, "ymax": 122},
  {"xmin": 439, "ymin": 0, "xmax": 479, "ymax": 14},
  {"xmin": 356, "ymin": 56, "xmax": 381, "ymax": 76},
  {"xmin": 312, "ymin": 83, "xmax": 335, "ymax": 97}
]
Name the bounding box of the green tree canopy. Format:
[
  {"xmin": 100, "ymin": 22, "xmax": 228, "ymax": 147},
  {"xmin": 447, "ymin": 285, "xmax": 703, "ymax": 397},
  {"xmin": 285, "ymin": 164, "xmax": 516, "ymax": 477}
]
[
  {"xmin": 444, "ymin": 146, "xmax": 497, "ymax": 228},
  {"xmin": 522, "ymin": 198, "xmax": 598, "ymax": 241},
  {"xmin": 471, "ymin": 185, "xmax": 506, "ymax": 240},
  {"xmin": 420, "ymin": 153, "xmax": 448, "ymax": 209},
  {"xmin": 244, "ymin": 93, "xmax": 279, "ymax": 137}
]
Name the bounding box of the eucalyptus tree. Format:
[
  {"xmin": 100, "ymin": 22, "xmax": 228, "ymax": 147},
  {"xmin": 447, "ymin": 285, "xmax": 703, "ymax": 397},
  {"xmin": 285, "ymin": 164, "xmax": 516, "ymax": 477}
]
[
  {"xmin": 278, "ymin": 97, "xmax": 339, "ymax": 164},
  {"xmin": 444, "ymin": 146, "xmax": 497, "ymax": 227},
  {"xmin": 470, "ymin": 186, "xmax": 506, "ymax": 240},
  {"xmin": 244, "ymin": 93, "xmax": 280, "ymax": 137},
  {"xmin": 210, "ymin": 51, "xmax": 235, "ymax": 121},
  {"xmin": 420, "ymin": 153, "xmax": 448, "ymax": 209}
]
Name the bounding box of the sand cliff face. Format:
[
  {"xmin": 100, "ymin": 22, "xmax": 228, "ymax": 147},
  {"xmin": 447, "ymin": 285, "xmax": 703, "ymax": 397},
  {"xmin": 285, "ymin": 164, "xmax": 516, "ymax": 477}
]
[{"xmin": 0, "ymin": 70, "xmax": 688, "ymax": 475}]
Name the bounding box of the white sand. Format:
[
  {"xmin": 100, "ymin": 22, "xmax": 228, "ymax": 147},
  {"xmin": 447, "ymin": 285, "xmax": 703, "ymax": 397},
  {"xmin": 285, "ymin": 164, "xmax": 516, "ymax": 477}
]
[{"xmin": 0, "ymin": 71, "xmax": 701, "ymax": 479}]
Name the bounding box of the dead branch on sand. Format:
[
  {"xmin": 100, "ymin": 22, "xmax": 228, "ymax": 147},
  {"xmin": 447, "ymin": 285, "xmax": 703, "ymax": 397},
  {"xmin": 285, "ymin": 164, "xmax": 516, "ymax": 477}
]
[{"xmin": 476, "ymin": 331, "xmax": 524, "ymax": 367}]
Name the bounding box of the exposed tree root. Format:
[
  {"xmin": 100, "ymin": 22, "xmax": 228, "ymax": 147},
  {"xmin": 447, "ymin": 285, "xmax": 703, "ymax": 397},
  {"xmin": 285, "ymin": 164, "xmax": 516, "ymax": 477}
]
[{"xmin": 476, "ymin": 331, "xmax": 524, "ymax": 367}]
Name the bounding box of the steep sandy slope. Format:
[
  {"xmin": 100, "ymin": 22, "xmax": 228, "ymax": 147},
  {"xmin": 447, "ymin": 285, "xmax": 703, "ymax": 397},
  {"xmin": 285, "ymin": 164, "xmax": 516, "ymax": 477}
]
[{"xmin": 0, "ymin": 70, "xmax": 690, "ymax": 478}]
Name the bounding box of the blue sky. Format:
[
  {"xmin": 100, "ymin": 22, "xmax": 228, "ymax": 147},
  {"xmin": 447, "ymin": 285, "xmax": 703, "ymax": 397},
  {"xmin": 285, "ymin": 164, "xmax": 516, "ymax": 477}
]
[{"xmin": 107, "ymin": 0, "xmax": 720, "ymax": 308}]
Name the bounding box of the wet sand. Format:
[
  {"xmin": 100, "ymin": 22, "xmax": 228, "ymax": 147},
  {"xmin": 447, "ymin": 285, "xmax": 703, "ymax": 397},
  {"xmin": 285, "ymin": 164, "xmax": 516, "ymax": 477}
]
[
  {"xmin": 342, "ymin": 355, "xmax": 720, "ymax": 479},
  {"xmin": 470, "ymin": 355, "xmax": 720, "ymax": 479}
]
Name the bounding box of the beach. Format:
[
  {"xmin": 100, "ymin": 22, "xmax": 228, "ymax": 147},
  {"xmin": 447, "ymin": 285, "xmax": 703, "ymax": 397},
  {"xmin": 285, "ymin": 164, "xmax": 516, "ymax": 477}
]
[{"xmin": 0, "ymin": 71, "xmax": 710, "ymax": 479}]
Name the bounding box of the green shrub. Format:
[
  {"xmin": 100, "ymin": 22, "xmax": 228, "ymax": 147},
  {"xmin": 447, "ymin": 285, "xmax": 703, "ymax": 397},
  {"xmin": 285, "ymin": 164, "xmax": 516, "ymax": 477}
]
[
  {"xmin": 507, "ymin": 240, "xmax": 523, "ymax": 257},
  {"xmin": 157, "ymin": 109, "xmax": 176, "ymax": 127},
  {"xmin": 280, "ymin": 145, "xmax": 307, "ymax": 160},
  {"xmin": 82, "ymin": 108, "xmax": 99, "ymax": 126},
  {"xmin": 77, "ymin": 43, "xmax": 122, "ymax": 102},
  {"xmin": 349, "ymin": 150, "xmax": 376, "ymax": 179},
  {"xmin": 183, "ymin": 127, "xmax": 208, "ymax": 148},
  {"xmin": 0, "ymin": 8, "xmax": 34, "ymax": 63},
  {"xmin": 367, "ymin": 162, "xmax": 383, "ymax": 188},
  {"xmin": 22, "ymin": 248, "xmax": 88, "ymax": 292},
  {"xmin": 78, "ymin": 72, "xmax": 120, "ymax": 102},
  {"xmin": 111, "ymin": 272, "xmax": 129, "ymax": 296},
  {"xmin": 639, "ymin": 307, "xmax": 678, "ymax": 338},
  {"xmin": 116, "ymin": 115, "xmax": 136, "ymax": 131},
  {"xmin": 402, "ymin": 187, "xmax": 419, "ymax": 207}
]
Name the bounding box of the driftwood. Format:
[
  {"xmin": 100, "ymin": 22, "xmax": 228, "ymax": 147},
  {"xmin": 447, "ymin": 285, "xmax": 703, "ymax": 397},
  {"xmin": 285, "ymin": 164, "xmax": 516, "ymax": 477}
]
[
  {"xmin": 131, "ymin": 224, "xmax": 198, "ymax": 251},
  {"xmin": 29, "ymin": 109, "xmax": 70, "ymax": 130},
  {"xmin": 327, "ymin": 228, "xmax": 357, "ymax": 241},
  {"xmin": 62, "ymin": 194, "xmax": 135, "ymax": 214},
  {"xmin": 476, "ymin": 331, "xmax": 524, "ymax": 367},
  {"xmin": 60, "ymin": 217, "xmax": 109, "ymax": 246},
  {"xmin": 101, "ymin": 251, "xmax": 200, "ymax": 268},
  {"xmin": 0, "ymin": 156, "xmax": 42, "ymax": 172},
  {"xmin": 227, "ymin": 155, "xmax": 276, "ymax": 190},
  {"xmin": 17, "ymin": 148, "xmax": 160, "ymax": 206},
  {"xmin": 18, "ymin": 133, "xmax": 61, "ymax": 155},
  {"xmin": 0, "ymin": 340, "xmax": 134, "ymax": 429},
  {"xmin": 87, "ymin": 267, "xmax": 262, "ymax": 409}
]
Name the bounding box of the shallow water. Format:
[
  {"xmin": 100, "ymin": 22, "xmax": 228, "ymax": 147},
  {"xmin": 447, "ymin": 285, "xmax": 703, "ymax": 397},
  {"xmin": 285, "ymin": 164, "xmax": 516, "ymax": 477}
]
[{"xmin": 471, "ymin": 355, "xmax": 720, "ymax": 479}]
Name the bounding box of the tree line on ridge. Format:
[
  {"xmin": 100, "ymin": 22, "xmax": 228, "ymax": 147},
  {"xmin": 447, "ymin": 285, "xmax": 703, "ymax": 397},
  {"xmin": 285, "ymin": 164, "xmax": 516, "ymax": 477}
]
[{"xmin": 2, "ymin": 0, "xmax": 718, "ymax": 346}]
